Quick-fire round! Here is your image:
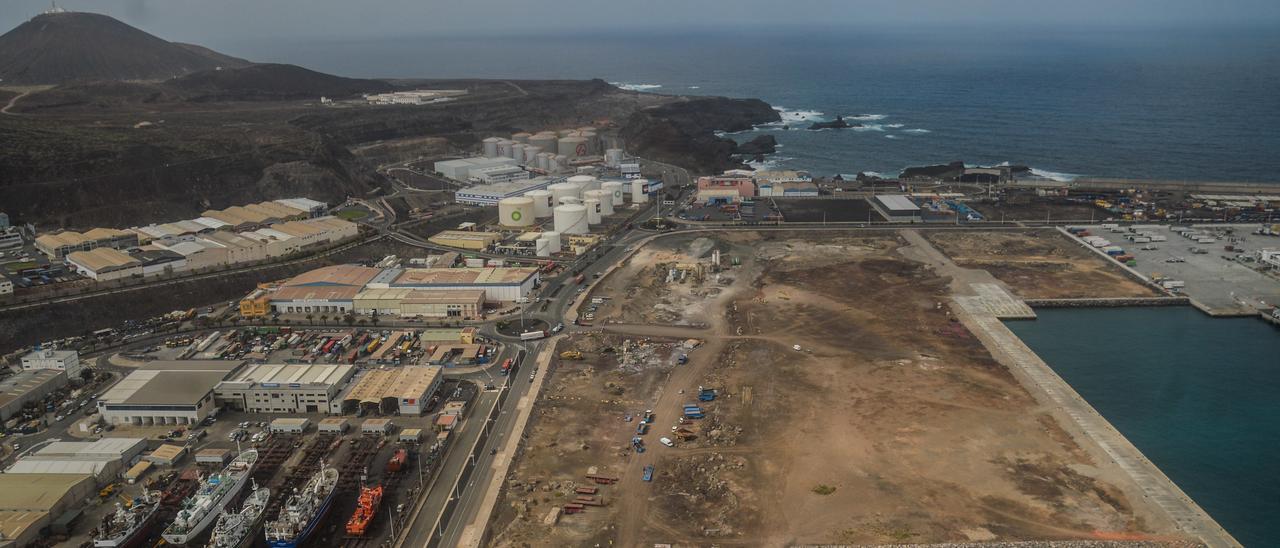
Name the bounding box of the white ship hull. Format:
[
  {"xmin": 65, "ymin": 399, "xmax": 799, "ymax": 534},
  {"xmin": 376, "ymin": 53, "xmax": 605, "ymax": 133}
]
[{"xmin": 163, "ymin": 450, "xmax": 258, "ymax": 545}]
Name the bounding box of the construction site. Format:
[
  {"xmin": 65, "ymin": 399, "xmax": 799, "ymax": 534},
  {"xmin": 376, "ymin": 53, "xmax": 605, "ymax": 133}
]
[
  {"xmin": 924, "ymin": 229, "xmax": 1162, "ymax": 299},
  {"xmin": 486, "ymin": 229, "xmax": 1207, "ymax": 546}
]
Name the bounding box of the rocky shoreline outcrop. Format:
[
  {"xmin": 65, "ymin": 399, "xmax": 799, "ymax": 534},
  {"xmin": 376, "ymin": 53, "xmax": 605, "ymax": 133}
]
[{"xmin": 619, "ymin": 97, "xmax": 781, "ymax": 174}]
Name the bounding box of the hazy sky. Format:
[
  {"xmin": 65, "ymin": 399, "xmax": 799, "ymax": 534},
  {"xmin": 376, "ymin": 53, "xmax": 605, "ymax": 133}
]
[{"xmin": 5, "ymin": 0, "xmax": 1280, "ymax": 47}]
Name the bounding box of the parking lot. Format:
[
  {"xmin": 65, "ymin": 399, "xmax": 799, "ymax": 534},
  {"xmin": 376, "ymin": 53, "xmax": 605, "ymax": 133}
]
[{"xmin": 1076, "ymin": 224, "xmax": 1280, "ymax": 313}]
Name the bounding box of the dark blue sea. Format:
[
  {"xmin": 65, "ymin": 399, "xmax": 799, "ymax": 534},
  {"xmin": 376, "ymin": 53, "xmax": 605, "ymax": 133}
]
[
  {"xmin": 226, "ymin": 26, "xmax": 1280, "ymax": 182},
  {"xmin": 1007, "ymin": 308, "xmax": 1280, "ymax": 546}
]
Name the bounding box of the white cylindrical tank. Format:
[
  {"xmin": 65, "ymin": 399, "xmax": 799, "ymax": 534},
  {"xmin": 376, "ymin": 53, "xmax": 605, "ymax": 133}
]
[
  {"xmin": 496, "ymin": 139, "xmax": 514, "ymax": 158},
  {"xmin": 498, "ymin": 197, "xmax": 536, "ymax": 227},
  {"xmin": 483, "ymin": 137, "xmax": 501, "ymax": 158},
  {"xmin": 510, "ymin": 143, "xmax": 526, "ymax": 162},
  {"xmin": 535, "ymin": 238, "xmax": 551, "ymax": 257},
  {"xmin": 567, "ymin": 175, "xmax": 599, "ymax": 193},
  {"xmin": 559, "ymin": 196, "xmax": 582, "ymax": 206},
  {"xmin": 511, "ymin": 132, "xmax": 532, "ymax": 144},
  {"xmin": 541, "ymin": 231, "xmax": 561, "ymax": 254},
  {"xmin": 530, "ymin": 133, "xmax": 558, "ymax": 154},
  {"xmin": 584, "ymin": 190, "xmax": 613, "ymax": 215},
  {"xmin": 584, "ymin": 198, "xmax": 602, "ymax": 224},
  {"xmin": 536, "ymin": 152, "xmax": 552, "ymax": 171},
  {"xmin": 601, "ymin": 181, "xmax": 625, "ymax": 207},
  {"xmin": 523, "ymin": 145, "xmax": 541, "ymax": 164},
  {"xmin": 553, "ymin": 204, "xmax": 588, "ymax": 235},
  {"xmin": 631, "ymin": 178, "xmax": 649, "ymax": 203},
  {"xmin": 605, "ymin": 148, "xmax": 624, "ymax": 167},
  {"xmin": 576, "ymin": 126, "xmax": 596, "ymax": 134},
  {"xmin": 526, "ymin": 190, "xmax": 554, "ymax": 217},
  {"xmin": 558, "ymin": 137, "xmax": 588, "ymax": 158},
  {"xmin": 557, "ymin": 129, "xmax": 575, "ymax": 137},
  {"xmin": 554, "ymin": 155, "xmax": 568, "ymax": 171},
  {"xmin": 548, "ymin": 182, "xmax": 579, "ymax": 203}
]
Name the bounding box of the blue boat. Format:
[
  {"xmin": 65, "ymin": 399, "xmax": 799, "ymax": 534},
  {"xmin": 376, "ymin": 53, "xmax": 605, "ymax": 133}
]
[{"xmin": 263, "ymin": 466, "xmax": 338, "ymax": 548}]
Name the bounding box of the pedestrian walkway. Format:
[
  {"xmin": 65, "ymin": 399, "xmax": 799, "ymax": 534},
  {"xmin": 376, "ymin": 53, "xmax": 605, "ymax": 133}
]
[{"xmin": 954, "ymin": 295, "xmax": 1240, "ymax": 548}]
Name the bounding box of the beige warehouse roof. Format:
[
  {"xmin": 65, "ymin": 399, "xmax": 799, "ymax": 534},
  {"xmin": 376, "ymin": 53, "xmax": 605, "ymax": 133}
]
[
  {"xmin": 394, "ymin": 267, "xmax": 537, "ymax": 286},
  {"xmin": 0, "ymin": 473, "xmax": 93, "ymax": 511},
  {"xmin": 148, "ymin": 444, "xmax": 186, "ymax": 460},
  {"xmin": 428, "ymin": 230, "xmax": 501, "ymax": 243},
  {"xmin": 224, "ymin": 363, "xmax": 353, "ymax": 386},
  {"xmin": 345, "ymin": 366, "xmax": 441, "ymax": 405},
  {"xmin": 285, "ymin": 265, "xmax": 382, "ymax": 287},
  {"xmin": 67, "ymin": 248, "xmax": 140, "ymax": 272}
]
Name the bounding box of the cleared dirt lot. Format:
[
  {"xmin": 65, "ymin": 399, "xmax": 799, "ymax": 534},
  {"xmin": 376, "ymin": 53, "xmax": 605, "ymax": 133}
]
[
  {"xmin": 972, "ymin": 200, "xmax": 1102, "ymax": 222},
  {"xmin": 490, "ymin": 230, "xmax": 1189, "ymax": 547},
  {"xmin": 924, "ymin": 229, "xmax": 1161, "ymax": 299}
]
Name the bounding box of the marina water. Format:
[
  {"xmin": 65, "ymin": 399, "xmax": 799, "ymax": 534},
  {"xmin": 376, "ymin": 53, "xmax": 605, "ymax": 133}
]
[
  {"xmin": 1006, "ymin": 308, "xmax": 1280, "ymax": 546},
  {"xmin": 233, "ymin": 26, "xmax": 1280, "ymax": 182}
]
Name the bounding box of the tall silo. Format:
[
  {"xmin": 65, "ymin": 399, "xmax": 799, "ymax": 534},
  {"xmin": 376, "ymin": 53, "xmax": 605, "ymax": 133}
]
[
  {"xmin": 584, "ymin": 198, "xmax": 602, "ymax": 224},
  {"xmin": 553, "ymin": 155, "xmax": 568, "ymax": 172},
  {"xmin": 631, "ymin": 178, "xmax": 649, "ymax": 203},
  {"xmin": 584, "ymin": 190, "xmax": 613, "ymax": 215},
  {"xmin": 536, "ymin": 152, "xmax": 552, "ymax": 171},
  {"xmin": 558, "ymin": 136, "xmax": 588, "ymax": 158},
  {"xmin": 542, "ymin": 231, "xmax": 562, "ymax": 254},
  {"xmin": 553, "ymin": 204, "xmax": 588, "ymax": 235},
  {"xmin": 535, "ymin": 238, "xmax": 551, "ymax": 257},
  {"xmin": 530, "ymin": 133, "xmax": 558, "ymax": 154},
  {"xmin": 526, "ymin": 190, "xmax": 554, "ymax": 217},
  {"xmin": 548, "ymin": 182, "xmax": 579, "ymax": 203},
  {"xmin": 483, "ymin": 137, "xmax": 502, "ymax": 158},
  {"xmin": 511, "ymin": 132, "xmax": 532, "ymax": 144},
  {"xmin": 511, "ymin": 143, "xmax": 527, "ymax": 162},
  {"xmin": 498, "ymin": 197, "xmax": 536, "ymax": 227},
  {"xmin": 601, "ymin": 181, "xmax": 625, "ymax": 207},
  {"xmin": 496, "ymin": 139, "xmax": 515, "ymax": 159}
]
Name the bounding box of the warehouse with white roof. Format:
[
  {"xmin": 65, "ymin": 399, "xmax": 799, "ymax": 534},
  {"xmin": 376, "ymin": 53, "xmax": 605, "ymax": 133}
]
[{"xmin": 215, "ymin": 363, "xmax": 357, "ymax": 414}]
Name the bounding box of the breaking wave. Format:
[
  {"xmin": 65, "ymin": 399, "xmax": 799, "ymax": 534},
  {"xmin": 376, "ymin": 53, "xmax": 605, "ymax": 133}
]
[
  {"xmin": 610, "ymin": 82, "xmax": 662, "ymax": 91},
  {"xmin": 1030, "ymin": 168, "xmax": 1080, "ymax": 182},
  {"xmin": 884, "ymin": 134, "xmax": 900, "ymax": 139},
  {"xmin": 770, "ymin": 107, "xmax": 826, "ymax": 124},
  {"xmin": 902, "ymin": 128, "xmax": 931, "ymax": 134},
  {"xmin": 886, "ymin": 123, "xmax": 905, "ymax": 128},
  {"xmin": 846, "ymin": 114, "xmax": 887, "ymax": 121}
]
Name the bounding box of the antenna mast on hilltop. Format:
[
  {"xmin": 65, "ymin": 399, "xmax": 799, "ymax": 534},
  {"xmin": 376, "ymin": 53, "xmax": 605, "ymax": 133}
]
[{"xmin": 44, "ymin": 1, "xmax": 67, "ymax": 14}]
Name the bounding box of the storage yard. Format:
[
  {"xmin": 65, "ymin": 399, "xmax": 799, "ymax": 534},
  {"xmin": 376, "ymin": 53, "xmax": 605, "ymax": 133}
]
[
  {"xmin": 924, "ymin": 229, "xmax": 1162, "ymax": 299},
  {"xmin": 488, "ymin": 230, "xmax": 1194, "ymax": 546}
]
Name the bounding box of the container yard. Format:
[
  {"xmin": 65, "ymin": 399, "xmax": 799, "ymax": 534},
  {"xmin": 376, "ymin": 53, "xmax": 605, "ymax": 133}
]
[
  {"xmin": 139, "ymin": 326, "xmax": 486, "ymax": 367},
  {"xmin": 1063, "ymin": 224, "xmax": 1280, "ymax": 314}
]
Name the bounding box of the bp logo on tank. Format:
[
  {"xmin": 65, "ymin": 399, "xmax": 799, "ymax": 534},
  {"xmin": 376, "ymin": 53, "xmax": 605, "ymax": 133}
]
[{"xmin": 510, "ymin": 210, "xmax": 523, "ymax": 221}]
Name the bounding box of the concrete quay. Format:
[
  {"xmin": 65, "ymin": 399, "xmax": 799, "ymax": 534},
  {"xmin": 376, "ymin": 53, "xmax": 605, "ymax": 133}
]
[{"xmin": 953, "ymin": 295, "xmax": 1240, "ymax": 548}]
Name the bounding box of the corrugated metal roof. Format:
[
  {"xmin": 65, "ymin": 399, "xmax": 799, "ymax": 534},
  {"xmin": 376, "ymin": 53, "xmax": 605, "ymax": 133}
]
[{"xmin": 876, "ymin": 194, "xmax": 922, "ymax": 212}]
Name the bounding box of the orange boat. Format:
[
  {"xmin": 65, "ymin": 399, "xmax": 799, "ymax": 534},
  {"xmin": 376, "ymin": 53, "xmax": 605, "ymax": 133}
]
[{"xmin": 345, "ymin": 485, "xmax": 383, "ymax": 536}]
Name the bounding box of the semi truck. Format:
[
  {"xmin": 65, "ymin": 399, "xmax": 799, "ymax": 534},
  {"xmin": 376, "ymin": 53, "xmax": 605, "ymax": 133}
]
[{"xmin": 520, "ymin": 330, "xmax": 547, "ymax": 341}]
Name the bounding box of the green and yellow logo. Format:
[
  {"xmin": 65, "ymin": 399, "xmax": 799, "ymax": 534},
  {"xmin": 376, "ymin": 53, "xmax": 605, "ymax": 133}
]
[{"xmin": 510, "ymin": 210, "xmax": 523, "ymax": 221}]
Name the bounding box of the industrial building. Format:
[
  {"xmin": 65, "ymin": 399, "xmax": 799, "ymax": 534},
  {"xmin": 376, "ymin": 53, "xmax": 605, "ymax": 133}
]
[
  {"xmin": 0, "ymin": 279, "xmax": 12, "ymax": 296},
  {"xmin": 97, "ymin": 360, "xmax": 244, "ymax": 426},
  {"xmin": 0, "ymin": 227, "xmax": 22, "ymax": 249},
  {"xmin": 64, "ymin": 248, "xmax": 142, "ymax": 281},
  {"xmin": 419, "ymin": 327, "xmax": 478, "ymax": 344},
  {"xmin": 433, "ymin": 157, "xmax": 519, "ymax": 181},
  {"xmin": 146, "ymin": 445, "xmax": 187, "ymax": 466},
  {"xmin": 270, "ymin": 417, "xmax": 312, "ymax": 433},
  {"xmin": 364, "ymin": 89, "xmax": 466, "ymax": 105},
  {"xmin": 35, "ymin": 228, "xmax": 138, "ymax": 259},
  {"xmin": 697, "ymin": 173, "xmax": 756, "ymax": 202},
  {"xmin": 20, "ymin": 349, "xmax": 82, "ymax": 377},
  {"xmin": 0, "ymin": 369, "xmax": 68, "ymax": 421},
  {"xmin": 341, "ymin": 366, "xmax": 443, "ymax": 415},
  {"xmin": 758, "ymin": 181, "xmax": 819, "ymax": 197},
  {"xmin": 214, "ymin": 363, "xmax": 356, "ymax": 414},
  {"xmin": 352, "ymin": 288, "xmax": 486, "ymax": 318},
  {"xmin": 5, "ymin": 438, "xmax": 146, "ymax": 483},
  {"xmin": 387, "ymin": 267, "xmax": 540, "ymax": 302},
  {"xmin": 454, "ymin": 177, "xmax": 555, "ymax": 206},
  {"xmin": 0, "ymin": 473, "xmax": 96, "ymax": 548},
  {"xmin": 873, "ymin": 195, "xmax": 924, "ymax": 221},
  {"xmin": 256, "ymin": 264, "xmax": 383, "ymax": 316},
  {"xmin": 426, "ymin": 230, "xmax": 502, "ymax": 251},
  {"xmin": 470, "ymin": 165, "xmax": 530, "ymax": 185}
]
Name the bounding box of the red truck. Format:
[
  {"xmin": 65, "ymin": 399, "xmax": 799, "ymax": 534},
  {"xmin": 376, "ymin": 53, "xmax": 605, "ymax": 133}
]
[{"xmin": 386, "ymin": 449, "xmax": 407, "ymax": 473}]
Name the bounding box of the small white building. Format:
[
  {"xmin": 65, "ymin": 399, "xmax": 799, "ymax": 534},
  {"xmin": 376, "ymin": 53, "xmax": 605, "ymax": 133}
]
[
  {"xmin": 0, "ymin": 278, "xmax": 12, "ymax": 296},
  {"xmin": 318, "ymin": 417, "xmax": 350, "ymax": 433},
  {"xmin": 20, "ymin": 349, "xmax": 83, "ymax": 377},
  {"xmin": 361, "ymin": 418, "xmax": 393, "ymax": 434},
  {"xmin": 270, "ymin": 417, "xmax": 312, "ymax": 434},
  {"xmin": 470, "ymin": 165, "xmax": 530, "ymax": 185}
]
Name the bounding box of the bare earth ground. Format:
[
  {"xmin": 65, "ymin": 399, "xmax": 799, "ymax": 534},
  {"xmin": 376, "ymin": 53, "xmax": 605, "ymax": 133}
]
[
  {"xmin": 923, "ymin": 229, "xmax": 1161, "ymax": 299},
  {"xmin": 487, "ymin": 230, "xmax": 1191, "ymax": 547}
]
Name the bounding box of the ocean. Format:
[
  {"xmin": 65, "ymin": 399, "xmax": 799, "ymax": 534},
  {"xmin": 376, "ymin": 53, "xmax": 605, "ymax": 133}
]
[
  {"xmin": 226, "ymin": 26, "xmax": 1280, "ymax": 182},
  {"xmin": 1006, "ymin": 308, "xmax": 1280, "ymax": 546}
]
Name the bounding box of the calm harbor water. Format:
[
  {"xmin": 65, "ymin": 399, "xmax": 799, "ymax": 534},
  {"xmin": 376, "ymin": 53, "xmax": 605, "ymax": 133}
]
[{"xmin": 1006, "ymin": 307, "xmax": 1280, "ymax": 546}]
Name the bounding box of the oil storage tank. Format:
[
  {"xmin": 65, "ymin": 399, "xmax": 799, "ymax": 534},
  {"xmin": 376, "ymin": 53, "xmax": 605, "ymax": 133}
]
[
  {"xmin": 483, "ymin": 137, "xmax": 501, "ymax": 158},
  {"xmin": 558, "ymin": 196, "xmax": 582, "ymax": 206},
  {"xmin": 552, "ymin": 155, "xmax": 568, "ymax": 172},
  {"xmin": 511, "ymin": 132, "xmax": 532, "ymax": 144},
  {"xmin": 541, "ymin": 231, "xmax": 562, "ymax": 254},
  {"xmin": 535, "ymin": 238, "xmax": 551, "ymax": 257},
  {"xmin": 580, "ymin": 130, "xmax": 599, "ymax": 154},
  {"xmin": 530, "ymin": 133, "xmax": 559, "ymax": 154},
  {"xmin": 567, "ymin": 175, "xmax": 599, "ymax": 192},
  {"xmin": 605, "ymin": 148, "xmax": 624, "ymax": 167},
  {"xmin": 536, "ymin": 152, "xmax": 552, "ymax": 171},
  {"xmin": 498, "ymin": 197, "xmax": 536, "ymax": 227},
  {"xmin": 496, "ymin": 139, "xmax": 515, "ymax": 158},
  {"xmin": 631, "ymin": 178, "xmax": 649, "ymax": 203},
  {"xmin": 553, "ymin": 204, "xmax": 588, "ymax": 235},
  {"xmin": 601, "ymin": 181, "xmax": 625, "ymax": 207},
  {"xmin": 511, "ymin": 143, "xmax": 527, "ymax": 163},
  {"xmin": 526, "ymin": 190, "xmax": 554, "ymax": 217},
  {"xmin": 558, "ymin": 136, "xmax": 588, "ymax": 158},
  {"xmin": 584, "ymin": 190, "xmax": 613, "ymax": 215},
  {"xmin": 584, "ymin": 198, "xmax": 602, "ymax": 224},
  {"xmin": 523, "ymin": 145, "xmax": 542, "ymax": 164},
  {"xmin": 548, "ymin": 182, "xmax": 580, "ymax": 203}
]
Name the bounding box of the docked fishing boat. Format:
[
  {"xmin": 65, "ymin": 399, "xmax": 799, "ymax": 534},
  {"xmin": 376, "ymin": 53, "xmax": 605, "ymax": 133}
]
[
  {"xmin": 344, "ymin": 484, "xmax": 383, "ymax": 536},
  {"xmin": 263, "ymin": 466, "xmax": 339, "ymax": 548},
  {"xmin": 207, "ymin": 483, "xmax": 271, "ymax": 548},
  {"xmin": 162, "ymin": 449, "xmax": 259, "ymax": 545},
  {"xmin": 93, "ymin": 490, "xmax": 162, "ymax": 548}
]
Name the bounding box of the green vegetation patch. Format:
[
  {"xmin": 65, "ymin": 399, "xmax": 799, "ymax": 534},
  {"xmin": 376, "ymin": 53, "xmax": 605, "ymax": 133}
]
[
  {"xmin": 335, "ymin": 209, "xmax": 370, "ymax": 220},
  {"xmin": 812, "ymin": 484, "xmax": 837, "ymax": 495},
  {"xmin": 4, "ymin": 261, "xmax": 39, "ymax": 272}
]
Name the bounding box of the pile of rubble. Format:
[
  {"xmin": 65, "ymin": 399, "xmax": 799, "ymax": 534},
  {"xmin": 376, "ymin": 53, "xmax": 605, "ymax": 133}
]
[{"xmin": 658, "ymin": 452, "xmax": 749, "ymax": 536}]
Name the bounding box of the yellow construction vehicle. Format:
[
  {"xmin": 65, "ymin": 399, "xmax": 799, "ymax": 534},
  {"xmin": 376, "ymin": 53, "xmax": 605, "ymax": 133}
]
[
  {"xmin": 99, "ymin": 483, "xmax": 117, "ymax": 498},
  {"xmin": 560, "ymin": 350, "xmax": 583, "ymax": 360}
]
